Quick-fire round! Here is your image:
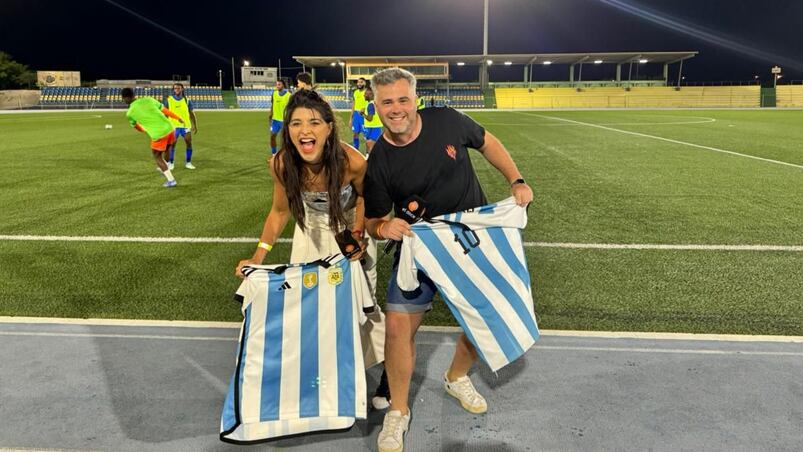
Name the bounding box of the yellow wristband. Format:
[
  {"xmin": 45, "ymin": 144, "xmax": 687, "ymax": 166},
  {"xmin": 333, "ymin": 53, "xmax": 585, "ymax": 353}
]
[{"xmin": 257, "ymin": 241, "xmax": 273, "ymax": 252}]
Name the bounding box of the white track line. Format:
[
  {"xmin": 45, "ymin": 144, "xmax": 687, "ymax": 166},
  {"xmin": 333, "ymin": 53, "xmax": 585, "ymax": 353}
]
[
  {"xmin": 2, "ymin": 331, "xmax": 801, "ymax": 356},
  {"xmin": 2, "ymin": 317, "xmax": 802, "ymax": 343},
  {"xmin": 524, "ymin": 112, "xmax": 803, "ymax": 170},
  {"xmin": 1, "ymin": 235, "xmax": 801, "ymax": 252}
]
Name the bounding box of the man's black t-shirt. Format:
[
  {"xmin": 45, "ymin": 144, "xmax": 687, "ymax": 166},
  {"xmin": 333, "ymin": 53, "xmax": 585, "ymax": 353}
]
[{"xmin": 365, "ymin": 107, "xmax": 488, "ymax": 219}]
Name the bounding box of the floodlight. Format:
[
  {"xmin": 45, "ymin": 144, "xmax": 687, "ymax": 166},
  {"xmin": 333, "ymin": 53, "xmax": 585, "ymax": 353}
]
[
  {"xmin": 504, "ymin": 61, "xmax": 512, "ymax": 65},
  {"xmin": 457, "ymin": 62, "xmax": 465, "ymax": 66},
  {"xmin": 594, "ymin": 60, "xmax": 603, "ymax": 64},
  {"xmin": 543, "ymin": 61, "xmax": 552, "ymax": 65},
  {"xmin": 330, "ymin": 62, "xmax": 336, "ymax": 66},
  {"xmin": 338, "ymin": 61, "xmax": 345, "ymax": 66},
  {"xmin": 487, "ymin": 60, "xmax": 493, "ymax": 65},
  {"xmin": 243, "ymin": 60, "xmax": 250, "ymax": 66},
  {"xmin": 639, "ymin": 59, "xmax": 648, "ymax": 63}
]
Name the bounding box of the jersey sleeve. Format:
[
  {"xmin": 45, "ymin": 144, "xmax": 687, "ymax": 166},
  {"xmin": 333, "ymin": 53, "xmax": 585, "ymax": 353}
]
[
  {"xmin": 367, "ymin": 103, "xmax": 376, "ymax": 116},
  {"xmin": 455, "ymin": 109, "xmax": 486, "ymax": 149},
  {"xmin": 364, "ymin": 154, "xmax": 393, "ymax": 219},
  {"xmin": 396, "ymin": 238, "xmax": 420, "ymax": 292},
  {"xmin": 187, "ymin": 99, "xmax": 194, "ymax": 110},
  {"xmin": 350, "ymin": 260, "xmax": 374, "ymax": 325}
]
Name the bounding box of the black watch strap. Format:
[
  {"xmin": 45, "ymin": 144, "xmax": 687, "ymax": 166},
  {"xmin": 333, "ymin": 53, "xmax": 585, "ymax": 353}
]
[{"xmin": 510, "ymin": 178, "xmax": 526, "ymax": 187}]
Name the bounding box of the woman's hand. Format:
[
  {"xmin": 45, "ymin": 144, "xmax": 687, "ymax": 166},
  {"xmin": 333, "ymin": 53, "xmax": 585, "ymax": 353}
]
[{"xmin": 236, "ymin": 258, "xmax": 260, "ymax": 278}]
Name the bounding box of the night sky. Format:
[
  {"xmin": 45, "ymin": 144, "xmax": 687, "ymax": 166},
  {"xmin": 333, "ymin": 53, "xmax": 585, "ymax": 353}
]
[{"xmin": 1, "ymin": 0, "xmax": 801, "ymax": 86}]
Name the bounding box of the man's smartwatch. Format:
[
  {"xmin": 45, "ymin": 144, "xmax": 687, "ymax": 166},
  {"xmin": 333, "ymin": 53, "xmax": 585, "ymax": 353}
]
[{"xmin": 510, "ymin": 178, "xmax": 526, "ymax": 187}]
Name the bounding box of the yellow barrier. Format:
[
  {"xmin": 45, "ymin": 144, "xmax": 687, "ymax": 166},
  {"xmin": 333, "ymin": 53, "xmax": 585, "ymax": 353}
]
[
  {"xmin": 495, "ymin": 86, "xmax": 760, "ymax": 109},
  {"xmin": 776, "ymin": 86, "xmax": 803, "ymax": 107}
]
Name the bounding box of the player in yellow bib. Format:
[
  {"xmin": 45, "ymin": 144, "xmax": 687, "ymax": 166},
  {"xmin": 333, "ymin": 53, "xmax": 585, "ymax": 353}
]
[
  {"xmin": 349, "ymin": 77, "xmax": 368, "ymax": 151},
  {"xmin": 360, "ymin": 86, "xmax": 383, "ymax": 154},
  {"xmin": 164, "ymin": 83, "xmax": 198, "ymax": 170},
  {"xmin": 268, "ymin": 79, "xmax": 290, "ymax": 154}
]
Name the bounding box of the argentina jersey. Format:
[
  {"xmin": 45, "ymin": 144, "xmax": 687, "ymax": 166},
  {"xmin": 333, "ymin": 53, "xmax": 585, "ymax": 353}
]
[
  {"xmin": 396, "ymin": 197, "xmax": 539, "ymax": 372},
  {"xmin": 220, "ymin": 255, "xmax": 375, "ymax": 444}
]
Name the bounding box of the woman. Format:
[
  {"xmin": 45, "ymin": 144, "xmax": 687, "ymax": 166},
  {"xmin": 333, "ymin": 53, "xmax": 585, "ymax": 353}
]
[{"xmin": 236, "ymin": 89, "xmax": 390, "ymax": 410}]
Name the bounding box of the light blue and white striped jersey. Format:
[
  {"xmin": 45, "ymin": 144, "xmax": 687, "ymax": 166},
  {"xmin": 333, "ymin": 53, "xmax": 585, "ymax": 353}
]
[
  {"xmin": 397, "ymin": 197, "xmax": 539, "ymax": 372},
  {"xmin": 220, "ymin": 255, "xmax": 374, "ymax": 444}
]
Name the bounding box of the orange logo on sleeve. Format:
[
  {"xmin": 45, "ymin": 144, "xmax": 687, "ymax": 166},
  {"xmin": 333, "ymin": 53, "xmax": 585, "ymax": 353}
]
[{"xmin": 445, "ymin": 144, "xmax": 457, "ymax": 160}]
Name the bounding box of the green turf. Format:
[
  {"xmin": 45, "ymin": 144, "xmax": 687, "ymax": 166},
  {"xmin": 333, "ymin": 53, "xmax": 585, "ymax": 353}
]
[{"xmin": 1, "ymin": 109, "xmax": 801, "ymax": 334}]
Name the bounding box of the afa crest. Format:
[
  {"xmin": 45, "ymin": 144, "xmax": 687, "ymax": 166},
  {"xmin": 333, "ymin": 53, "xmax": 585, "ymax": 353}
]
[
  {"xmin": 302, "ymin": 272, "xmax": 318, "ymax": 289},
  {"xmin": 327, "ymin": 266, "xmax": 344, "ymax": 286}
]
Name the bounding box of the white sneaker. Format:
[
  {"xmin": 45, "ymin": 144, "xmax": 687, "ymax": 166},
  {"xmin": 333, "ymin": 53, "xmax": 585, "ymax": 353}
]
[
  {"xmin": 167, "ymin": 162, "xmax": 174, "ymax": 170},
  {"xmin": 377, "ymin": 409, "xmax": 410, "ymax": 452},
  {"xmin": 444, "ymin": 372, "xmax": 487, "ymax": 414},
  {"xmin": 185, "ymin": 162, "xmax": 196, "ymax": 169},
  {"xmin": 372, "ymin": 395, "xmax": 390, "ymax": 410}
]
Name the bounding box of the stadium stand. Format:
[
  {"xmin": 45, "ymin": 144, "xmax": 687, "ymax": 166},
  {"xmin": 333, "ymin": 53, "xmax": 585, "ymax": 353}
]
[
  {"xmin": 415, "ymin": 86, "xmax": 484, "ymax": 108},
  {"xmin": 234, "ymin": 87, "xmax": 352, "ymax": 110},
  {"xmin": 235, "ymin": 88, "xmax": 273, "ymax": 109},
  {"xmin": 494, "ymin": 85, "xmax": 760, "ymax": 109},
  {"xmin": 776, "ymin": 85, "xmax": 803, "ymax": 108},
  {"xmin": 38, "ymin": 86, "xmax": 225, "ymax": 109}
]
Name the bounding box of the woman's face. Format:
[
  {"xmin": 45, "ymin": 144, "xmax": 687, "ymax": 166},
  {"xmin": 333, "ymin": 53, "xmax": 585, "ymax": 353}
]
[{"xmin": 288, "ymin": 107, "xmax": 333, "ymax": 164}]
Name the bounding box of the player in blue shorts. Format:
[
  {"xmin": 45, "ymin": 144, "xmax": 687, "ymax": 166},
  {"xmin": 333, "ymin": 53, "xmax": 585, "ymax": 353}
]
[
  {"xmin": 164, "ymin": 83, "xmax": 198, "ymax": 170},
  {"xmin": 360, "ymin": 86, "xmax": 383, "ymax": 154},
  {"xmin": 268, "ymin": 79, "xmax": 290, "ymax": 154},
  {"xmin": 349, "ymin": 77, "xmax": 368, "ymax": 150}
]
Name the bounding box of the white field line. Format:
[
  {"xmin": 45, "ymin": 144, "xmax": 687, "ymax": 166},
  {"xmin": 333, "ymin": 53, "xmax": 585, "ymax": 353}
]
[
  {"xmin": 0, "ymin": 114, "xmax": 104, "ymax": 122},
  {"xmin": 2, "ymin": 317, "xmax": 802, "ymax": 343},
  {"xmin": 1, "ymin": 234, "xmax": 801, "ymax": 252},
  {"xmin": 484, "ymin": 116, "xmax": 716, "ymax": 127},
  {"xmin": 523, "ymin": 112, "xmax": 803, "ymax": 170}
]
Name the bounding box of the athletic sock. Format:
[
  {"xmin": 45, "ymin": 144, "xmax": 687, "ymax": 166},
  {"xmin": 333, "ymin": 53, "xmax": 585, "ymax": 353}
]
[
  {"xmin": 162, "ymin": 169, "xmax": 175, "ymax": 182},
  {"xmin": 169, "ymin": 148, "xmax": 175, "ymax": 163},
  {"xmin": 353, "ymin": 137, "xmax": 360, "ymax": 149},
  {"xmin": 271, "ymin": 146, "xmax": 277, "ymax": 154},
  {"xmin": 186, "ymin": 147, "xmax": 193, "ymax": 163}
]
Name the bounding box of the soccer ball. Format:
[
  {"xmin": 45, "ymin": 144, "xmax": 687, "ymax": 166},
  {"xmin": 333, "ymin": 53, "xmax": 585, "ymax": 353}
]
[{"xmin": 105, "ymin": 124, "xmax": 113, "ymax": 130}]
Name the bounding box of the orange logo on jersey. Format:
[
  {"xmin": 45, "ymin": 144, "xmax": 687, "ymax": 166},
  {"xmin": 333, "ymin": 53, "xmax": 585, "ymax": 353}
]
[{"xmin": 445, "ymin": 144, "xmax": 457, "ymax": 160}]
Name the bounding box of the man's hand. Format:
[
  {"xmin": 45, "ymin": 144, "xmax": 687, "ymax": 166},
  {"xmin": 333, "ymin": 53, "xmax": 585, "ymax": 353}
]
[
  {"xmin": 380, "ymin": 218, "xmax": 413, "ymax": 241},
  {"xmin": 511, "ymin": 183, "xmax": 533, "ymax": 207},
  {"xmin": 191, "ymin": 125, "xmax": 198, "ymax": 134},
  {"xmin": 178, "ymin": 118, "xmax": 185, "ymax": 124}
]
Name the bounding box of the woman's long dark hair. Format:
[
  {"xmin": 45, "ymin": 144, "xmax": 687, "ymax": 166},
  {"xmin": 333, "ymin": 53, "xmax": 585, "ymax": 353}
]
[{"xmin": 274, "ymin": 89, "xmax": 348, "ymax": 233}]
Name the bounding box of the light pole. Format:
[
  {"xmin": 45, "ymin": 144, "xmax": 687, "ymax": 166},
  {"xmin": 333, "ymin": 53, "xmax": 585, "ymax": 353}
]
[
  {"xmin": 218, "ymin": 69, "xmax": 223, "ymax": 89},
  {"xmin": 230, "ymin": 57, "xmax": 236, "ymax": 90}
]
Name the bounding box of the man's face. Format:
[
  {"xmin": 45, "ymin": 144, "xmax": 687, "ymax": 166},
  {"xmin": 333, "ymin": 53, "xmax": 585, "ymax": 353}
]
[
  {"xmin": 356, "ymin": 79, "xmax": 365, "ymax": 89},
  {"xmin": 364, "ymin": 88, "xmax": 374, "ymax": 101},
  {"xmin": 374, "ymin": 79, "xmax": 417, "ymax": 135},
  {"xmin": 276, "ymin": 80, "xmax": 285, "ymax": 91},
  {"xmin": 173, "ymin": 85, "xmax": 183, "ymax": 97}
]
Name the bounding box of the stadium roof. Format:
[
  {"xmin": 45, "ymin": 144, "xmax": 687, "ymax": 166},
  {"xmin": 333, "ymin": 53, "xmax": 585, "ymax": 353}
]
[{"xmin": 294, "ymin": 52, "xmax": 698, "ymax": 67}]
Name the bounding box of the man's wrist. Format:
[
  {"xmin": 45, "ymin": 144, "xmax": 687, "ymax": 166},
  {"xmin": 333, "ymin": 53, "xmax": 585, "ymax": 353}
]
[{"xmin": 510, "ymin": 178, "xmax": 526, "ymax": 187}]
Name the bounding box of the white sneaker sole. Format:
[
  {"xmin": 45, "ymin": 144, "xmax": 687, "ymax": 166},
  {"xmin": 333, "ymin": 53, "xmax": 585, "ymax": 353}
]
[{"xmin": 445, "ymin": 386, "xmax": 488, "ymax": 414}]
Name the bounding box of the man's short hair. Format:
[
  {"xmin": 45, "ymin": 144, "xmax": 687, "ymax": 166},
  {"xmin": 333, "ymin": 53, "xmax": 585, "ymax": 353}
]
[
  {"xmin": 371, "ymin": 67, "xmax": 416, "ymax": 93},
  {"xmin": 296, "ymin": 72, "xmax": 312, "ymax": 85},
  {"xmin": 121, "ymin": 87, "xmax": 134, "ymax": 98}
]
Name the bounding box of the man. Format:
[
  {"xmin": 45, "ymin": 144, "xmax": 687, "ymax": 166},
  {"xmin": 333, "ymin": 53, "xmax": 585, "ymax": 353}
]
[
  {"xmin": 295, "ymin": 72, "xmax": 313, "ymax": 90},
  {"xmin": 416, "ymin": 96, "xmax": 425, "ymax": 110},
  {"xmin": 268, "ymin": 79, "xmax": 290, "ymax": 154},
  {"xmin": 164, "ymin": 83, "xmax": 198, "ymax": 170},
  {"xmin": 349, "ymin": 77, "xmax": 369, "ymax": 150},
  {"xmin": 360, "ymin": 86, "xmax": 383, "ymax": 154},
  {"xmin": 364, "ymin": 68, "xmax": 533, "ymax": 452},
  {"xmin": 122, "ymin": 87, "xmax": 184, "ymax": 188}
]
